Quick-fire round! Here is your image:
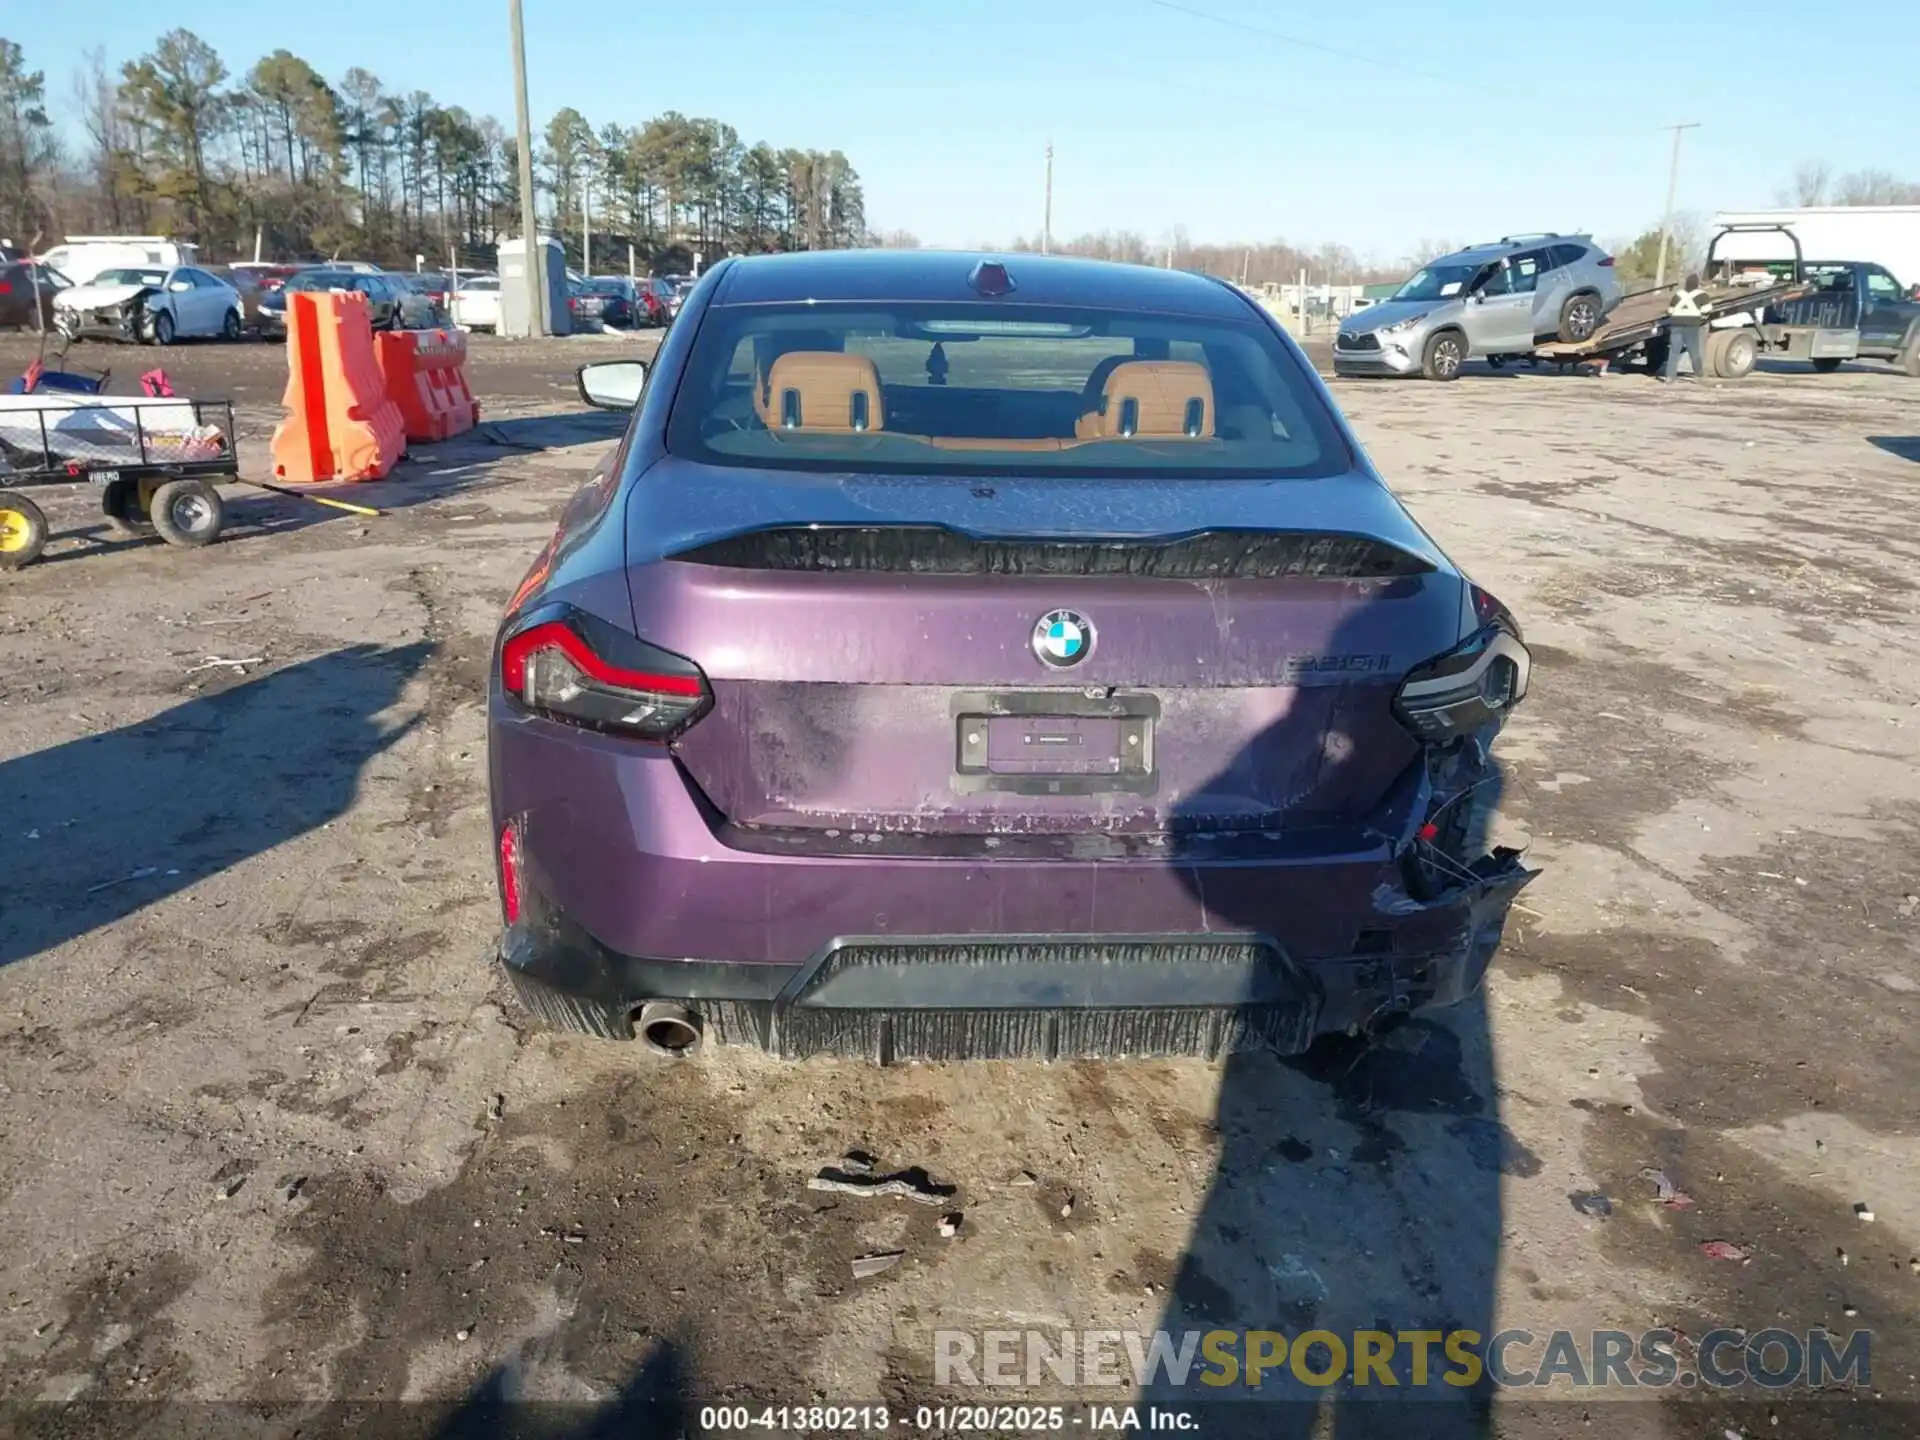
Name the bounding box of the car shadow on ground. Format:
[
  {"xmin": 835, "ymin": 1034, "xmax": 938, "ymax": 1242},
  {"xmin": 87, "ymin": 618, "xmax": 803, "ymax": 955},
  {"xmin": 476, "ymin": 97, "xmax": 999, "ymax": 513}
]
[
  {"xmin": 0, "ymin": 643, "xmax": 429, "ymax": 969},
  {"xmin": 1137, "ymin": 634, "xmax": 1520, "ymax": 1434},
  {"xmin": 1869, "ymin": 435, "xmax": 1920, "ymax": 463}
]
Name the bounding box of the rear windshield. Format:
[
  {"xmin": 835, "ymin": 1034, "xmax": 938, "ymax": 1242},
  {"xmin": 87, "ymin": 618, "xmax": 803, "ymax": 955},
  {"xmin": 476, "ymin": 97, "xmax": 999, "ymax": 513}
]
[
  {"xmin": 286, "ymin": 271, "xmax": 352, "ymax": 291},
  {"xmin": 663, "ymin": 302, "xmax": 1348, "ymax": 478}
]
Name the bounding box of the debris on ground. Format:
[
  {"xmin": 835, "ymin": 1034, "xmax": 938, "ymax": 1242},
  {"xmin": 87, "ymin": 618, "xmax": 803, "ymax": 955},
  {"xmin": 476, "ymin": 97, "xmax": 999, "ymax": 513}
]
[
  {"xmin": 1639, "ymin": 1168, "xmax": 1695, "ymax": 1208},
  {"xmin": 838, "ymin": 1150, "xmax": 877, "ymax": 1176},
  {"xmin": 486, "ymin": 1094, "xmax": 503, "ymax": 1122},
  {"xmin": 1853, "ymin": 1203, "xmax": 1875, "ymax": 1222},
  {"xmin": 851, "ymin": 1251, "xmax": 903, "ymax": 1279},
  {"xmin": 1699, "ymin": 1241, "xmax": 1752, "ymax": 1263},
  {"xmin": 456, "ymin": 1327, "xmax": 471, "ymax": 1342},
  {"xmin": 215, "ymin": 1175, "xmax": 246, "ymax": 1201},
  {"xmin": 1060, "ymin": 1195, "xmax": 1076, "ymax": 1220},
  {"xmin": 939, "ymin": 1213, "xmax": 962, "ymax": 1238},
  {"xmin": 808, "ymin": 1163, "xmax": 954, "ymax": 1207},
  {"xmin": 277, "ymin": 1175, "xmax": 306, "ymax": 1203},
  {"xmin": 1012, "ymin": 1170, "xmax": 1038, "ymax": 1187},
  {"xmin": 1571, "ymin": 1191, "xmax": 1613, "ymax": 1218}
]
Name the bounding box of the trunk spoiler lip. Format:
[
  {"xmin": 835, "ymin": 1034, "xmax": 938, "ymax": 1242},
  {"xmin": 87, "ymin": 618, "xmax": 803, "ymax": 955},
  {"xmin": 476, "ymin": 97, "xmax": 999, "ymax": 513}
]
[
  {"xmin": 664, "ymin": 523, "xmax": 1443, "ymax": 579},
  {"xmin": 624, "ymin": 458, "xmax": 1460, "ymax": 577}
]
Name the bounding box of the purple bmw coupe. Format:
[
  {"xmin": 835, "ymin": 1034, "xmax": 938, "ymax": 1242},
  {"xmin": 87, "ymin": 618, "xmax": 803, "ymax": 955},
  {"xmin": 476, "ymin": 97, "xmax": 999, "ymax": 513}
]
[{"xmin": 488, "ymin": 251, "xmax": 1537, "ymax": 1061}]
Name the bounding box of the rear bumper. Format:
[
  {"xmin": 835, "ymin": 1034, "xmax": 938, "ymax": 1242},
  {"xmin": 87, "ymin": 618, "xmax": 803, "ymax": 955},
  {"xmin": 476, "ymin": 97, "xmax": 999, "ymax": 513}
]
[{"xmin": 490, "ymin": 709, "xmax": 1537, "ymax": 1060}]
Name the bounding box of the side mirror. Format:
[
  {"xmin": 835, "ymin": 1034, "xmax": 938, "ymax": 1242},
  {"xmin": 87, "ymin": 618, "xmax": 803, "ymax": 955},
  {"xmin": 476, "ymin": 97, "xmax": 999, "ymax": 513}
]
[{"xmin": 577, "ymin": 359, "xmax": 648, "ymax": 410}]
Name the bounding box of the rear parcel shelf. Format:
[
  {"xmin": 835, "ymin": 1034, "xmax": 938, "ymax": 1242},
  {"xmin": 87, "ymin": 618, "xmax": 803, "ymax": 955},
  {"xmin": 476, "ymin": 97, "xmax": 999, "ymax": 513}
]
[{"xmin": 669, "ymin": 526, "xmax": 1437, "ymax": 580}]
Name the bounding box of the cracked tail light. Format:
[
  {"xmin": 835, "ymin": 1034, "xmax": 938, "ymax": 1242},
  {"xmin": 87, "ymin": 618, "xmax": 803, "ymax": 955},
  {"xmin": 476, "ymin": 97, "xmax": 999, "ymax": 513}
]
[
  {"xmin": 1395, "ymin": 598, "xmax": 1531, "ymax": 741},
  {"xmin": 499, "ymin": 607, "xmax": 710, "ymax": 741}
]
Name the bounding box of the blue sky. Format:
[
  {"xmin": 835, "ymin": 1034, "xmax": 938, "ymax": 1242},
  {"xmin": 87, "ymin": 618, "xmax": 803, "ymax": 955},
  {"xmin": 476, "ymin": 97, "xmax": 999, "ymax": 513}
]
[{"xmin": 20, "ymin": 0, "xmax": 1920, "ymax": 262}]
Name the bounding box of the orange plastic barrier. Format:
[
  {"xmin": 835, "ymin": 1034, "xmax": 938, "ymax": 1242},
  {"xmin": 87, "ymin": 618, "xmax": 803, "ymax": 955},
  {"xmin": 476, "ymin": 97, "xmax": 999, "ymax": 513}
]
[
  {"xmin": 270, "ymin": 291, "xmax": 406, "ymax": 483},
  {"xmin": 374, "ymin": 328, "xmax": 480, "ymax": 443}
]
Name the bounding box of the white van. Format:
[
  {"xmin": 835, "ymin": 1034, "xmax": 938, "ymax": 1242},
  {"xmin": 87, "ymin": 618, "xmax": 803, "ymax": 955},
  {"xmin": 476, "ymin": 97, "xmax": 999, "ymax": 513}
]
[{"xmin": 36, "ymin": 237, "xmax": 200, "ymax": 286}]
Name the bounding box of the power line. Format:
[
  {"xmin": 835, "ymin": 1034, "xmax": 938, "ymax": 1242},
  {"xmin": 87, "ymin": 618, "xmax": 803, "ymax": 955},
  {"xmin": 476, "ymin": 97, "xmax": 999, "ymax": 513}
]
[{"xmin": 1149, "ymin": 0, "xmax": 1511, "ymax": 100}]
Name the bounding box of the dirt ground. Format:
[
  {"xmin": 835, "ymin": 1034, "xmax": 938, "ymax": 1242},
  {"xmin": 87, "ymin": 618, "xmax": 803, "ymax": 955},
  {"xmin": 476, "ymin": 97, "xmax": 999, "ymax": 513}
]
[{"xmin": 2, "ymin": 328, "xmax": 1918, "ymax": 1439}]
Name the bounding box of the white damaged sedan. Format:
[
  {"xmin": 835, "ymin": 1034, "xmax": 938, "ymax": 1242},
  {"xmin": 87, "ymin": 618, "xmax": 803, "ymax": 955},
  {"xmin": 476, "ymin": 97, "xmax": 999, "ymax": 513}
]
[{"xmin": 54, "ymin": 264, "xmax": 246, "ymax": 346}]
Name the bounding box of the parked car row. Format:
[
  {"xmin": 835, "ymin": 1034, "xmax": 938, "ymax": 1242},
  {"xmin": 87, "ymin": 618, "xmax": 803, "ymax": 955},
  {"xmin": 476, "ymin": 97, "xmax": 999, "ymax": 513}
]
[
  {"xmin": 568, "ymin": 274, "xmax": 680, "ymax": 330},
  {"xmin": 24, "ymin": 239, "xmax": 686, "ymax": 344},
  {"xmin": 444, "ymin": 272, "xmax": 682, "ymax": 334},
  {"xmin": 255, "ymin": 269, "xmax": 438, "ymax": 338}
]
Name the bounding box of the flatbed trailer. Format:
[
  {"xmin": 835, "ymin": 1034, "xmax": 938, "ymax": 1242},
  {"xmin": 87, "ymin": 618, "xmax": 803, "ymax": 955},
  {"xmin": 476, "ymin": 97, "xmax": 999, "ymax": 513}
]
[
  {"xmin": 0, "ymin": 393, "xmax": 236, "ymax": 568},
  {"xmin": 1528, "ymin": 223, "xmax": 1920, "ymax": 379},
  {"xmin": 1532, "ymin": 275, "xmax": 1810, "ymax": 376}
]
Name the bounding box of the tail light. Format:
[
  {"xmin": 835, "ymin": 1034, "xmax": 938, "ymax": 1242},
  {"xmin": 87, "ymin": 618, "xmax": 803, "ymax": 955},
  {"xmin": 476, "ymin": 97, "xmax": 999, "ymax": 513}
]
[
  {"xmin": 1598, "ymin": 255, "xmax": 1615, "ymax": 267},
  {"xmin": 0, "ymin": 280, "xmax": 11, "ymax": 295},
  {"xmin": 1394, "ymin": 587, "xmax": 1529, "ymax": 740},
  {"xmin": 499, "ymin": 604, "xmax": 710, "ymax": 741}
]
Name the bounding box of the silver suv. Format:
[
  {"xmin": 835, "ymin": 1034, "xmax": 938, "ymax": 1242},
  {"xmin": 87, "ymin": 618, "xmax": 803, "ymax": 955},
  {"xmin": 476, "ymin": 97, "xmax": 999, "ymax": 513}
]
[{"xmin": 1334, "ymin": 234, "xmax": 1621, "ymax": 381}]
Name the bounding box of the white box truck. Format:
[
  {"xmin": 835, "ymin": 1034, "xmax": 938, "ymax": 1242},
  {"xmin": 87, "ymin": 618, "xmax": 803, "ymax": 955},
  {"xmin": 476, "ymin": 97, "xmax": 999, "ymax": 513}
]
[
  {"xmin": 1711, "ymin": 207, "xmax": 1920, "ymax": 291},
  {"xmin": 35, "ymin": 236, "xmax": 200, "ymax": 285}
]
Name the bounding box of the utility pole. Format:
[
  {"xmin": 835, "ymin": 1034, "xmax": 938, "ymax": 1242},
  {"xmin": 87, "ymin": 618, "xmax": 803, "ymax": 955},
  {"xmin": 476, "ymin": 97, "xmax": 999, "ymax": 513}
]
[
  {"xmin": 583, "ymin": 169, "xmax": 592, "ymax": 278},
  {"xmin": 509, "ymin": 0, "xmax": 546, "ymax": 335},
  {"xmin": 1654, "ymin": 122, "xmax": 1700, "ymax": 288},
  {"xmin": 1042, "ymin": 142, "xmax": 1053, "ymax": 255}
]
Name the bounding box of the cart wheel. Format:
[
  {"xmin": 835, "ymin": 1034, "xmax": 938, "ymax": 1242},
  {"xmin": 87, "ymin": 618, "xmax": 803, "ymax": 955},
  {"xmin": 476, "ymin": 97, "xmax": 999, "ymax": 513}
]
[
  {"xmin": 0, "ymin": 491, "xmax": 49, "ymax": 570},
  {"xmin": 150, "ymin": 478, "xmax": 225, "ymax": 548},
  {"xmin": 101, "ymin": 477, "xmax": 159, "ymax": 536}
]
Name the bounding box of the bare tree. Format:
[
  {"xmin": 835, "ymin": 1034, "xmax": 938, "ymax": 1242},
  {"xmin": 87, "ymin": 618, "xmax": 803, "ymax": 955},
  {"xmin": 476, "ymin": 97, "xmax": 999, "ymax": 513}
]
[
  {"xmin": 1832, "ymin": 168, "xmax": 1920, "ymax": 206},
  {"xmin": 1778, "ymin": 158, "xmax": 1831, "ymax": 206}
]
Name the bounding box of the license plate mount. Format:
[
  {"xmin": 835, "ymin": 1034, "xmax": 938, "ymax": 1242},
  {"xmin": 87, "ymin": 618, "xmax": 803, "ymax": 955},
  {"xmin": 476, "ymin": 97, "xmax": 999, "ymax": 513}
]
[{"xmin": 951, "ymin": 690, "xmax": 1158, "ymax": 796}]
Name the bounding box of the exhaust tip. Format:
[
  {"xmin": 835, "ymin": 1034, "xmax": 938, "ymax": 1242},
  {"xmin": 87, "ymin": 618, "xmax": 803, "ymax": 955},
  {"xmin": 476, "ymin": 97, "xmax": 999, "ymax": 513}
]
[{"xmin": 635, "ymin": 1001, "xmax": 702, "ymax": 1057}]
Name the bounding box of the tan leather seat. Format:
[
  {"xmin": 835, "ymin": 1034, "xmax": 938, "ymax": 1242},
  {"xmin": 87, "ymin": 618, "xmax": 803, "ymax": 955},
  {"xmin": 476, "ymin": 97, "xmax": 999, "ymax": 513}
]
[
  {"xmin": 1075, "ymin": 360, "xmax": 1214, "ymax": 440},
  {"xmin": 761, "ymin": 352, "xmax": 885, "ymax": 434}
]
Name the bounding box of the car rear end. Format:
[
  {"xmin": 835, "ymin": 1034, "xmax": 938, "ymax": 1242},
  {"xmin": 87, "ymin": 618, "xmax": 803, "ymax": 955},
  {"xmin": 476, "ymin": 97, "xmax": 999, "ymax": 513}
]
[
  {"xmin": 490, "ymin": 255, "xmax": 1536, "ymax": 1061},
  {"xmin": 453, "ymin": 278, "xmax": 500, "ymax": 331},
  {"xmin": 572, "ymin": 282, "xmax": 612, "ymax": 328}
]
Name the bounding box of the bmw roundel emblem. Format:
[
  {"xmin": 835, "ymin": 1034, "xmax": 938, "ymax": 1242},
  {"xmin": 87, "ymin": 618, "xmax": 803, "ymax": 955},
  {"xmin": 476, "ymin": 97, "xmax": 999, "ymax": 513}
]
[{"xmin": 1032, "ymin": 609, "xmax": 1094, "ymax": 669}]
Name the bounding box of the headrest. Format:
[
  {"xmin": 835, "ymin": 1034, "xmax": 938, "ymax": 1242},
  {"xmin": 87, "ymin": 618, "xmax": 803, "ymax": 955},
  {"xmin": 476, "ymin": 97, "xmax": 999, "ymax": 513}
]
[
  {"xmin": 761, "ymin": 352, "xmax": 885, "ymax": 434},
  {"xmin": 1079, "ymin": 360, "xmax": 1214, "ymax": 440}
]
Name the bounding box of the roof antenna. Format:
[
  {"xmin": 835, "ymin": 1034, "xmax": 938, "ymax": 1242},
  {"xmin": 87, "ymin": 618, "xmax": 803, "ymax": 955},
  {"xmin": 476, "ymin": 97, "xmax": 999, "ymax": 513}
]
[{"xmin": 927, "ymin": 341, "xmax": 948, "ymax": 386}]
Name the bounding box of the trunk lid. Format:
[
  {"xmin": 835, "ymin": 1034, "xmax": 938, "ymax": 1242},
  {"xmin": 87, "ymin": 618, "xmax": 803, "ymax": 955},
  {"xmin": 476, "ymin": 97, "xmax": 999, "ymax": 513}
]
[{"xmin": 628, "ymin": 461, "xmax": 1465, "ymax": 838}]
